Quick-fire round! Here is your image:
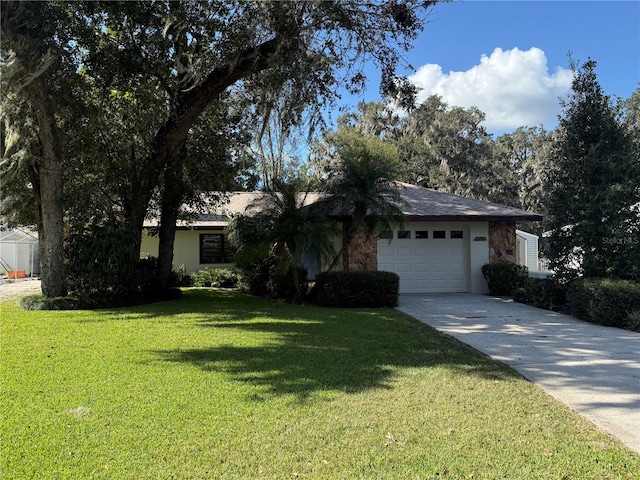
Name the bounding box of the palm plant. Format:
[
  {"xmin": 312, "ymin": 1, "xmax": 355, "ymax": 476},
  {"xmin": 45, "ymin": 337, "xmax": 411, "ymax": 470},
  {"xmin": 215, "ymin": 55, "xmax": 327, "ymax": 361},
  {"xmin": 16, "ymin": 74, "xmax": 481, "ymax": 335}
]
[
  {"xmin": 228, "ymin": 177, "xmax": 337, "ymax": 300},
  {"xmin": 322, "ymin": 128, "xmax": 406, "ymax": 270}
]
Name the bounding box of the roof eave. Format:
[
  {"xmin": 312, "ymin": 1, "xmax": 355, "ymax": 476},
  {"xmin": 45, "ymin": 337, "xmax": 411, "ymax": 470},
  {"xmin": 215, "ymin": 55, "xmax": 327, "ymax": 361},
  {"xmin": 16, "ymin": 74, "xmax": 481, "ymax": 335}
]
[{"xmin": 406, "ymin": 214, "xmax": 544, "ymax": 222}]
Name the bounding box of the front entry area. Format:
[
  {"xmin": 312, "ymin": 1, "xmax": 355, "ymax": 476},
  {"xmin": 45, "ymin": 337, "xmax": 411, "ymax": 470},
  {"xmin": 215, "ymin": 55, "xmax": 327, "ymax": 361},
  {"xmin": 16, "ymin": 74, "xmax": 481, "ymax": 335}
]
[{"xmin": 377, "ymin": 223, "xmax": 469, "ymax": 294}]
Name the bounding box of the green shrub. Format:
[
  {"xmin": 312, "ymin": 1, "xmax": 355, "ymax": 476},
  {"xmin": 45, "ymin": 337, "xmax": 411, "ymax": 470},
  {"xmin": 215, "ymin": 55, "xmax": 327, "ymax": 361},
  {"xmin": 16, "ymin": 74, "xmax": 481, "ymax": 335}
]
[
  {"xmin": 267, "ymin": 265, "xmax": 307, "ymax": 302},
  {"xmin": 173, "ymin": 264, "xmax": 194, "ymax": 287},
  {"xmin": 565, "ymin": 278, "xmax": 591, "ymax": 321},
  {"xmin": 237, "ymin": 254, "xmax": 277, "ymax": 297},
  {"xmin": 513, "ymin": 276, "xmax": 567, "ymax": 310},
  {"xmin": 19, "ymin": 293, "xmax": 113, "ymax": 310},
  {"xmin": 65, "ymin": 226, "xmax": 140, "ymax": 296},
  {"xmin": 192, "ymin": 268, "xmax": 239, "ymax": 288},
  {"xmin": 310, "ymin": 271, "xmax": 399, "ymax": 308},
  {"xmin": 481, "ymin": 262, "xmax": 528, "ymax": 296},
  {"xmin": 19, "ymin": 288, "xmax": 184, "ymax": 310},
  {"xmin": 627, "ymin": 311, "xmax": 640, "ymax": 333},
  {"xmin": 567, "ymin": 277, "xmax": 640, "ymax": 329},
  {"xmin": 20, "ymin": 294, "xmax": 83, "ymax": 311},
  {"xmin": 236, "ymin": 254, "xmax": 307, "ymax": 301}
]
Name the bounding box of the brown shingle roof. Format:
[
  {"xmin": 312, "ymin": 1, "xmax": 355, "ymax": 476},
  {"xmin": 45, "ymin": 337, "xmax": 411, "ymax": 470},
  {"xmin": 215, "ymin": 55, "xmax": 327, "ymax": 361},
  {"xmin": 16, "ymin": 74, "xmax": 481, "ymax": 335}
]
[
  {"xmin": 144, "ymin": 183, "xmax": 542, "ymax": 228},
  {"xmin": 144, "ymin": 192, "xmax": 326, "ymax": 229},
  {"xmin": 395, "ymin": 182, "xmax": 542, "ymax": 222}
]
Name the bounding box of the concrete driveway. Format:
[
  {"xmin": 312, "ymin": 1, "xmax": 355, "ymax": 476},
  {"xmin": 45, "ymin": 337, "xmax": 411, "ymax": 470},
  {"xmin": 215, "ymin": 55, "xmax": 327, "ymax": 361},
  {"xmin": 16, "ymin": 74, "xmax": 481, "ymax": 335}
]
[{"xmin": 397, "ymin": 293, "xmax": 640, "ymax": 454}]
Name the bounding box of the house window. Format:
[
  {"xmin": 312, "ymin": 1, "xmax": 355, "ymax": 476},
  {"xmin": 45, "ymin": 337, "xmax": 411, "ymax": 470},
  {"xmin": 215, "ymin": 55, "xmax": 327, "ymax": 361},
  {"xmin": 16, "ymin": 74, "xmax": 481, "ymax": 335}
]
[
  {"xmin": 450, "ymin": 230, "xmax": 464, "ymax": 239},
  {"xmin": 397, "ymin": 230, "xmax": 411, "ymax": 239},
  {"xmin": 199, "ymin": 233, "xmax": 232, "ymax": 264},
  {"xmin": 433, "ymin": 230, "xmax": 446, "ymax": 239},
  {"xmin": 415, "ymin": 230, "xmax": 429, "ymax": 239},
  {"xmin": 378, "ymin": 231, "xmax": 393, "ymax": 240}
]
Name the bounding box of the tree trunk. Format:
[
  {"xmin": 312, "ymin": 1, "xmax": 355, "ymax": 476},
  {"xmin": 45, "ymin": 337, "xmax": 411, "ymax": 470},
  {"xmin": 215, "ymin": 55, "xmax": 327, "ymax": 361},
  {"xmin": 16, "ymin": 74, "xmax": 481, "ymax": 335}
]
[
  {"xmin": 116, "ymin": 34, "xmax": 287, "ymax": 289},
  {"xmin": 24, "ymin": 74, "xmax": 67, "ymax": 297},
  {"xmin": 140, "ymin": 37, "xmax": 287, "ymax": 289},
  {"xmin": 123, "ymin": 191, "xmax": 151, "ymax": 256},
  {"xmin": 156, "ymin": 156, "xmax": 186, "ymax": 292},
  {"xmin": 342, "ymin": 220, "xmax": 351, "ymax": 271}
]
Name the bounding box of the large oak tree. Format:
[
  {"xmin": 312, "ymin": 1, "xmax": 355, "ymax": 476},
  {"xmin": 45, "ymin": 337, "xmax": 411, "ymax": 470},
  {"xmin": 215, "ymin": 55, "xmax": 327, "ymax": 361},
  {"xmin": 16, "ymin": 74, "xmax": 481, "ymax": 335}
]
[{"xmin": 2, "ymin": 0, "xmax": 439, "ymax": 295}]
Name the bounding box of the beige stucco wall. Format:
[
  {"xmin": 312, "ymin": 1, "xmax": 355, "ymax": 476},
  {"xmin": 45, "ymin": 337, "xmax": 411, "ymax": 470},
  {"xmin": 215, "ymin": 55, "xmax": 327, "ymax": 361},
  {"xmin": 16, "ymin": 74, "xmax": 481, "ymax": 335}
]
[
  {"xmin": 140, "ymin": 229, "xmax": 232, "ymax": 274},
  {"xmin": 140, "ymin": 220, "xmax": 499, "ymax": 295},
  {"xmin": 469, "ymin": 222, "xmax": 490, "ymax": 294}
]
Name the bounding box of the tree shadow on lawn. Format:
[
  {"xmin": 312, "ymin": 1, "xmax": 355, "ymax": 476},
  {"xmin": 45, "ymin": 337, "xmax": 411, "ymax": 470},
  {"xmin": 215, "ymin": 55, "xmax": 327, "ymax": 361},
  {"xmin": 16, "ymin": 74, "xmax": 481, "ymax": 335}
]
[
  {"xmin": 84, "ymin": 288, "xmax": 275, "ymax": 322},
  {"xmin": 151, "ymin": 291, "xmax": 520, "ymax": 400}
]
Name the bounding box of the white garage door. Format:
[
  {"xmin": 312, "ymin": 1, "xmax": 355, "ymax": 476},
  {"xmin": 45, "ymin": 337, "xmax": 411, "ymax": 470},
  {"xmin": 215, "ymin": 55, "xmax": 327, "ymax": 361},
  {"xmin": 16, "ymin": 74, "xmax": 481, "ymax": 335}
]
[{"xmin": 378, "ymin": 224, "xmax": 469, "ymax": 293}]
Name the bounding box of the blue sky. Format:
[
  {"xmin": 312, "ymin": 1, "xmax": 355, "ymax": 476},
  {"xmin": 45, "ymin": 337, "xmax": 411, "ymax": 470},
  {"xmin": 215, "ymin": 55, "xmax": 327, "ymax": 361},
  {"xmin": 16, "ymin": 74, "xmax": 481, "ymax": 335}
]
[{"xmin": 339, "ymin": 0, "xmax": 640, "ymax": 136}]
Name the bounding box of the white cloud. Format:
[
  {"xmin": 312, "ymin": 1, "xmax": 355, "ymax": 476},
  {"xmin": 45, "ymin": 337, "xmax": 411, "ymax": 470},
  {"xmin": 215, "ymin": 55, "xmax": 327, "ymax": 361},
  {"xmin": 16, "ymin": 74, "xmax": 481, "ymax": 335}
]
[{"xmin": 408, "ymin": 47, "xmax": 573, "ymax": 133}]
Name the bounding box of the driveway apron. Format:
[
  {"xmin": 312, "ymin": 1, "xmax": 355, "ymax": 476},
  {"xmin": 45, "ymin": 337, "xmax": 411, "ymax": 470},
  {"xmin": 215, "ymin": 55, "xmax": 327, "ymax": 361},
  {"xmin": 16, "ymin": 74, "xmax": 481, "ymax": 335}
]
[{"xmin": 397, "ymin": 293, "xmax": 640, "ymax": 454}]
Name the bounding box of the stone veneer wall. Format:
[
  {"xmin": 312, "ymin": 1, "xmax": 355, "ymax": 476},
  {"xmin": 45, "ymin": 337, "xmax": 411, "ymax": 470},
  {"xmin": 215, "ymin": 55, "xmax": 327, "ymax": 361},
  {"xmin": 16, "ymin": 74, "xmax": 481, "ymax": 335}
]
[
  {"xmin": 343, "ymin": 228, "xmax": 378, "ymax": 271},
  {"xmin": 489, "ymin": 221, "xmax": 516, "ymax": 263}
]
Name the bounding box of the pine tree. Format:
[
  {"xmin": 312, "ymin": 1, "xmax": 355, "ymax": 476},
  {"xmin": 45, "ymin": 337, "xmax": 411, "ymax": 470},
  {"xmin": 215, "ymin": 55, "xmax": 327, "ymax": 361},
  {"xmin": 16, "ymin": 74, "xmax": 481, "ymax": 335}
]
[{"xmin": 545, "ymin": 60, "xmax": 640, "ymax": 280}]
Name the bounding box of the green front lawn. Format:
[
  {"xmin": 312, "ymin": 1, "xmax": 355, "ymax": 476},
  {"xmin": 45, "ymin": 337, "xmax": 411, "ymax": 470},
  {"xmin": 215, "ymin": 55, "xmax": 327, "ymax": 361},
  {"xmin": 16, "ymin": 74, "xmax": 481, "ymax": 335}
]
[{"xmin": 1, "ymin": 289, "xmax": 638, "ymax": 479}]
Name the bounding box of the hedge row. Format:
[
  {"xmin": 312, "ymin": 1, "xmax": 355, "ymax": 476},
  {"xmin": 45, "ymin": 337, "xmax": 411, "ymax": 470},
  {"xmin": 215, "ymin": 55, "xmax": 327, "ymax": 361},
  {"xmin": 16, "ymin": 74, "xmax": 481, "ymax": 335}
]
[
  {"xmin": 513, "ymin": 277, "xmax": 567, "ymax": 311},
  {"xmin": 19, "ymin": 288, "xmax": 184, "ymax": 310},
  {"xmin": 566, "ymin": 277, "xmax": 640, "ymax": 330},
  {"xmin": 481, "ymin": 262, "xmax": 528, "ymax": 296},
  {"xmin": 309, "ymin": 271, "xmax": 399, "ymax": 308}
]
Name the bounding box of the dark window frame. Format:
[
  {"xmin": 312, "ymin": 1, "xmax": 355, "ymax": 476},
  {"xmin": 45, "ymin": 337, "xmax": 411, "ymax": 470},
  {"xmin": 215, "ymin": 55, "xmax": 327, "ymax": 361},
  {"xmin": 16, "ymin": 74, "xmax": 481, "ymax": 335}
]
[
  {"xmin": 199, "ymin": 233, "xmax": 232, "ymax": 264},
  {"xmin": 433, "ymin": 230, "xmax": 446, "ymax": 239}
]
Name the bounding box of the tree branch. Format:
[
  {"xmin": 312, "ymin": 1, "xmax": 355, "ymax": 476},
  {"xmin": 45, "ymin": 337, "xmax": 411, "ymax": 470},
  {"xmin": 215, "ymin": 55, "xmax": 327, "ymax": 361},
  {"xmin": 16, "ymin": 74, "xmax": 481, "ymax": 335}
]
[{"xmin": 147, "ymin": 35, "xmax": 284, "ymax": 170}]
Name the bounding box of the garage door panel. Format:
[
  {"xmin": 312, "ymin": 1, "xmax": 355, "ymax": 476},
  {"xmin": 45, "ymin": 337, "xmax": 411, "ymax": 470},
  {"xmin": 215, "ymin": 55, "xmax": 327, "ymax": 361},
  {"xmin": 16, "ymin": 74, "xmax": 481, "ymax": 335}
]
[
  {"xmin": 414, "ymin": 263, "xmax": 431, "ymax": 272},
  {"xmin": 431, "ymin": 263, "xmax": 451, "ymax": 273},
  {"xmin": 377, "ymin": 225, "xmax": 469, "ymax": 293},
  {"xmin": 414, "ymin": 279, "xmax": 433, "ymax": 291},
  {"xmin": 395, "ymin": 263, "xmax": 413, "ymax": 273}
]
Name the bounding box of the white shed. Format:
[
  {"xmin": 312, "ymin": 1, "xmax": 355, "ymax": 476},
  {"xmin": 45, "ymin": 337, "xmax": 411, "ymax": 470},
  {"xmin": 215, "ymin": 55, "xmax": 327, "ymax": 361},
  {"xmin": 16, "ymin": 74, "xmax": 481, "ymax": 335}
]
[
  {"xmin": 516, "ymin": 229, "xmax": 539, "ymax": 272},
  {"xmin": 0, "ymin": 228, "xmax": 39, "ymax": 277}
]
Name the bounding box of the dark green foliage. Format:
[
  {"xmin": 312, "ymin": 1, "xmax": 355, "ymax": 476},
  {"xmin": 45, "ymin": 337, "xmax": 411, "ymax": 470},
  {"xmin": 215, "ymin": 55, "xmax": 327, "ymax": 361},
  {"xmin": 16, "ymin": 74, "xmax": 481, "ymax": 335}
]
[
  {"xmin": 321, "ymin": 128, "xmax": 406, "ymax": 263},
  {"xmin": 19, "ymin": 287, "xmax": 183, "ymax": 310},
  {"xmin": 481, "ymin": 262, "xmax": 528, "ymax": 296},
  {"xmin": 565, "ymin": 278, "xmax": 592, "ymax": 321},
  {"xmin": 65, "ymin": 226, "xmax": 141, "ymax": 295},
  {"xmin": 310, "ymin": 271, "xmax": 399, "ymax": 308},
  {"xmin": 566, "ymin": 277, "xmax": 640, "ymax": 331},
  {"xmin": 228, "ymin": 179, "xmax": 335, "ymax": 301},
  {"xmin": 236, "ymin": 253, "xmax": 307, "ymax": 302},
  {"xmin": 192, "ymin": 268, "xmax": 239, "ymax": 288},
  {"xmin": 172, "ymin": 265, "xmax": 194, "ymax": 287},
  {"xmin": 236, "ymin": 254, "xmax": 278, "ymax": 298},
  {"xmin": 19, "ymin": 294, "xmax": 83, "ymax": 311},
  {"xmin": 64, "ymin": 225, "xmax": 183, "ymax": 303},
  {"xmin": 267, "ymin": 266, "xmax": 308, "ymax": 302},
  {"xmin": 396, "ymin": 96, "xmax": 518, "ymax": 206},
  {"xmin": 628, "ymin": 311, "xmax": 640, "ymax": 333},
  {"xmin": 545, "ymin": 60, "xmax": 640, "ymax": 281},
  {"xmin": 513, "ymin": 276, "xmax": 567, "ymax": 310}
]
